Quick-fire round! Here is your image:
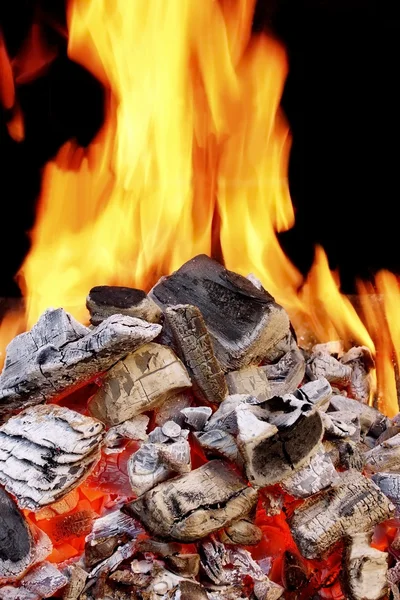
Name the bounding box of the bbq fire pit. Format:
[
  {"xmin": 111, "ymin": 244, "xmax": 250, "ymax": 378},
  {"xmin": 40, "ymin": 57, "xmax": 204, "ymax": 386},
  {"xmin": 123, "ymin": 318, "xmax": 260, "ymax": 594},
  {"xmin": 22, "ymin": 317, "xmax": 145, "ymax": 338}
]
[{"xmin": 1, "ymin": 1, "xmax": 400, "ymax": 599}]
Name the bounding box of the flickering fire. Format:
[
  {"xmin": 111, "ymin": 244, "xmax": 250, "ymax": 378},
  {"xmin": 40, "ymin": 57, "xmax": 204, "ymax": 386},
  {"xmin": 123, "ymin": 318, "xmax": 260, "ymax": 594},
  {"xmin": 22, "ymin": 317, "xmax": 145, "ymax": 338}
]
[{"xmin": 1, "ymin": 0, "xmax": 400, "ymax": 419}]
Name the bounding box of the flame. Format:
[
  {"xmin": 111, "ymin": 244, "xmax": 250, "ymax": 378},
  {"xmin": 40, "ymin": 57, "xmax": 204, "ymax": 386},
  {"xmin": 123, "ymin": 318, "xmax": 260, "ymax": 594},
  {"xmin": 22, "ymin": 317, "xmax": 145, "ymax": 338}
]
[{"xmin": 0, "ymin": 0, "xmax": 399, "ymax": 415}]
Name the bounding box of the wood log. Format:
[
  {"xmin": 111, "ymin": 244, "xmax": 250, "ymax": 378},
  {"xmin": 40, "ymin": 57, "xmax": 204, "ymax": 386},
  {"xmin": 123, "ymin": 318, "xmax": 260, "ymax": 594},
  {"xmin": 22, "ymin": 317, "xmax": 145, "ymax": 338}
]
[
  {"xmin": 236, "ymin": 404, "xmax": 323, "ymax": 487},
  {"xmin": 226, "ymin": 366, "xmax": 271, "ymax": 401},
  {"xmin": 86, "ymin": 285, "xmax": 162, "ymax": 325},
  {"xmin": 261, "ymin": 343, "xmax": 305, "ymax": 397},
  {"xmin": 88, "ymin": 342, "xmax": 192, "ymax": 425},
  {"xmin": 281, "ymin": 444, "xmax": 339, "ymax": 498},
  {"xmin": 337, "ymin": 441, "xmax": 365, "ymax": 471},
  {"xmin": 181, "ymin": 406, "xmax": 212, "ymax": 430},
  {"xmin": 289, "ymin": 470, "xmax": 395, "ymax": 559},
  {"xmin": 372, "ymin": 472, "xmax": 400, "ymax": 510},
  {"xmin": 0, "ymin": 487, "xmax": 34, "ymax": 582},
  {"xmin": 307, "ymin": 352, "xmax": 352, "ymax": 386},
  {"xmin": 220, "ymin": 520, "xmax": 263, "ymax": 545},
  {"xmin": 0, "ymin": 404, "xmax": 104, "ymax": 510},
  {"xmin": 341, "ymin": 346, "xmax": 375, "ymax": 404},
  {"xmin": 194, "ymin": 429, "xmax": 243, "ymax": 467},
  {"xmin": 293, "ymin": 378, "xmax": 332, "ymax": 409},
  {"xmin": 0, "ymin": 309, "xmax": 161, "ymax": 419},
  {"xmin": 20, "ymin": 562, "xmax": 68, "ymax": 598},
  {"xmin": 165, "ymin": 305, "xmax": 228, "ymax": 404},
  {"xmin": 364, "ymin": 432, "xmax": 400, "ymax": 473},
  {"xmin": 260, "ymin": 394, "xmax": 315, "ymax": 429},
  {"xmin": 200, "ymin": 542, "xmax": 269, "ymax": 588},
  {"xmin": 123, "ymin": 460, "xmax": 258, "ymax": 542},
  {"xmin": 86, "ymin": 508, "xmax": 143, "ymax": 543},
  {"xmin": 150, "ymin": 254, "xmax": 290, "ymax": 371},
  {"xmin": 343, "ymin": 533, "xmax": 388, "ymax": 600},
  {"xmin": 63, "ymin": 565, "xmax": 88, "ymax": 600}
]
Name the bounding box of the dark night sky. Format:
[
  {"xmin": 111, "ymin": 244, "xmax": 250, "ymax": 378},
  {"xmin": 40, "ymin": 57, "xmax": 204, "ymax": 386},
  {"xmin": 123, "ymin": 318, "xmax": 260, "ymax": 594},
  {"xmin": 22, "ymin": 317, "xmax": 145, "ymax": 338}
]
[{"xmin": 0, "ymin": 0, "xmax": 399, "ymax": 298}]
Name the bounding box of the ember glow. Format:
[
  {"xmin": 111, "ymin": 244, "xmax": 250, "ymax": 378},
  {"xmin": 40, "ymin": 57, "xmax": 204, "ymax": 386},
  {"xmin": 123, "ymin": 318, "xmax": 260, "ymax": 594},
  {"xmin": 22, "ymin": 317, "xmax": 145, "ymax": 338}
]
[{"xmin": 1, "ymin": 0, "xmax": 400, "ymax": 420}]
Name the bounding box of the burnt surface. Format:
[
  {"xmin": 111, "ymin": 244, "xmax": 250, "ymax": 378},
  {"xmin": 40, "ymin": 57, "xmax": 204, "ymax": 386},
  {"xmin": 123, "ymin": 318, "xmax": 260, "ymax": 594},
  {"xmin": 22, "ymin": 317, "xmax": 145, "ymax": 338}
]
[{"xmin": 0, "ymin": 487, "xmax": 31, "ymax": 563}]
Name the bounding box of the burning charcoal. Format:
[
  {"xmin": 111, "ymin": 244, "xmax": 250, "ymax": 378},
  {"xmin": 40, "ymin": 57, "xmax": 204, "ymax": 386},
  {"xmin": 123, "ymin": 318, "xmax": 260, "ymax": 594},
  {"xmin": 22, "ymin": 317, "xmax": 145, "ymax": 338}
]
[
  {"xmin": 154, "ymin": 391, "xmax": 192, "ymax": 427},
  {"xmin": 204, "ymin": 394, "xmax": 258, "ymax": 434},
  {"xmin": 341, "ymin": 346, "xmax": 375, "ymax": 404},
  {"xmin": 181, "ymin": 406, "xmax": 212, "ymax": 430},
  {"xmin": 253, "ymin": 579, "xmax": 284, "ymax": 600},
  {"xmin": 220, "ymin": 520, "xmax": 263, "ymax": 545},
  {"xmin": 136, "ymin": 538, "xmax": 181, "ymax": 557},
  {"xmin": 21, "ymin": 562, "xmax": 68, "ymax": 597},
  {"xmin": 165, "ymin": 305, "xmax": 228, "ymax": 404},
  {"xmin": 281, "ymin": 444, "xmax": 338, "ymax": 498},
  {"xmin": 307, "ymin": 348, "xmax": 352, "ymax": 386},
  {"xmin": 86, "ymin": 509, "xmax": 143, "ymax": 543},
  {"xmin": 51, "ymin": 509, "xmax": 94, "ymax": 543},
  {"xmin": 104, "ymin": 414, "xmax": 149, "ymax": 452},
  {"xmin": 199, "ymin": 537, "xmax": 228, "ymax": 584},
  {"xmin": 63, "ymin": 565, "xmax": 88, "ymax": 600},
  {"xmin": 313, "ymin": 341, "xmax": 344, "ymax": 357},
  {"xmin": 260, "ymin": 394, "xmax": 314, "ymax": 429},
  {"xmin": 387, "ymin": 563, "xmax": 400, "ymax": 600},
  {"xmin": 338, "ymin": 441, "xmax": 365, "ymax": 471},
  {"xmin": 0, "ymin": 404, "xmax": 104, "ymax": 510},
  {"xmin": 165, "ymin": 553, "xmax": 200, "ymax": 577},
  {"xmin": 293, "ymin": 377, "xmax": 332, "ymax": 409},
  {"xmin": 109, "ymin": 569, "xmax": 151, "ymax": 587},
  {"xmin": 88, "ymin": 342, "xmax": 192, "ymax": 425},
  {"xmin": 364, "ymin": 432, "xmax": 400, "ymax": 473},
  {"xmin": 86, "ymin": 285, "xmax": 162, "ymax": 325},
  {"xmin": 282, "ymin": 551, "xmax": 308, "ymax": 592},
  {"xmin": 142, "ymin": 567, "xmax": 182, "ymax": 599},
  {"xmin": 321, "ymin": 410, "xmax": 360, "ymax": 440},
  {"xmin": 127, "ymin": 435, "xmax": 191, "ymax": 496},
  {"xmin": 236, "ymin": 404, "xmax": 323, "ymax": 487},
  {"xmin": 376, "ymin": 425, "xmax": 400, "ymax": 444},
  {"xmin": 0, "ymin": 588, "xmax": 39, "ymax": 600},
  {"xmin": 194, "ymin": 429, "xmax": 243, "ymax": 467},
  {"xmin": 0, "ymin": 309, "xmax": 161, "ymax": 419},
  {"xmin": 150, "ymin": 255, "xmax": 290, "ymax": 371},
  {"xmin": 372, "ymin": 473, "xmax": 400, "ymax": 511},
  {"xmin": 261, "ymin": 343, "xmax": 305, "ymax": 397},
  {"xmin": 225, "ymin": 366, "xmax": 271, "ymax": 401},
  {"xmin": 289, "ymin": 470, "xmax": 395, "ymax": 559},
  {"xmin": 124, "ymin": 459, "xmax": 258, "ymax": 542},
  {"xmin": 0, "ymin": 487, "xmax": 34, "ymax": 582},
  {"xmin": 147, "ymin": 426, "xmax": 169, "ymax": 443},
  {"xmin": 329, "ymin": 394, "xmax": 389, "ymax": 435},
  {"xmin": 343, "ymin": 533, "xmax": 388, "ymax": 600}
]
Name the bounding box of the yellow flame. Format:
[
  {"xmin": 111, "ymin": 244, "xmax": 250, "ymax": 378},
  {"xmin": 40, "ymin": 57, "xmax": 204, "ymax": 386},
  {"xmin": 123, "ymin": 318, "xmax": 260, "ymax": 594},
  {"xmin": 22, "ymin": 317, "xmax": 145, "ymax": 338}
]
[{"xmin": 0, "ymin": 0, "xmax": 398, "ymax": 416}]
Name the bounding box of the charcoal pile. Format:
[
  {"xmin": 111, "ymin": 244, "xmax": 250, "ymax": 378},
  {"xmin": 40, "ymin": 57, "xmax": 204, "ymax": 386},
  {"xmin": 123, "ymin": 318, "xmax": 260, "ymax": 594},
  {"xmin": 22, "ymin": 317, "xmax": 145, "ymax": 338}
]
[{"xmin": 0, "ymin": 255, "xmax": 399, "ymax": 599}]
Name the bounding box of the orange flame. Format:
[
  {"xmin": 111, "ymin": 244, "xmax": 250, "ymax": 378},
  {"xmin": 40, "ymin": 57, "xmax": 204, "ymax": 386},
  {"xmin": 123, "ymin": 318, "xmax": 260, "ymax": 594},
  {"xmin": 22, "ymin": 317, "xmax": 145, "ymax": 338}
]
[{"xmin": 0, "ymin": 0, "xmax": 398, "ymax": 415}]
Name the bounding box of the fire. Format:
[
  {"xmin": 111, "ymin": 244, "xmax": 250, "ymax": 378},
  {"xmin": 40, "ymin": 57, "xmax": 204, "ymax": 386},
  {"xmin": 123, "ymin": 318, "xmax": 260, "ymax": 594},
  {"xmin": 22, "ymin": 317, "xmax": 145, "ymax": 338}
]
[{"xmin": 0, "ymin": 0, "xmax": 399, "ymax": 415}]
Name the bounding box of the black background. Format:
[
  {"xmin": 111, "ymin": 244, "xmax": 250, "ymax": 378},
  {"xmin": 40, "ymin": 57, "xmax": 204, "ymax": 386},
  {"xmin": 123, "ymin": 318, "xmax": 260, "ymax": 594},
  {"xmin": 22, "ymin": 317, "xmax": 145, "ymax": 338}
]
[{"xmin": 0, "ymin": 0, "xmax": 399, "ymax": 297}]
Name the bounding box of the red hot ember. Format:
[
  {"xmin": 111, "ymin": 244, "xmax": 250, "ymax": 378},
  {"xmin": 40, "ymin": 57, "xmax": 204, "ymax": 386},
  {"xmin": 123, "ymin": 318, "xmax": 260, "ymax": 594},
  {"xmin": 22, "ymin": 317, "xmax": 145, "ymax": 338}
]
[{"xmin": 0, "ymin": 255, "xmax": 399, "ymax": 599}]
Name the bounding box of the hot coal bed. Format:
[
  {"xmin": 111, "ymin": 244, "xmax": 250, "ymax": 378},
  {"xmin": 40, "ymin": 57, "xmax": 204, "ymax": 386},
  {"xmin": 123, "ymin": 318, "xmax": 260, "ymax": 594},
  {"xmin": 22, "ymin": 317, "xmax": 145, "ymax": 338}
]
[{"xmin": 0, "ymin": 254, "xmax": 399, "ymax": 600}]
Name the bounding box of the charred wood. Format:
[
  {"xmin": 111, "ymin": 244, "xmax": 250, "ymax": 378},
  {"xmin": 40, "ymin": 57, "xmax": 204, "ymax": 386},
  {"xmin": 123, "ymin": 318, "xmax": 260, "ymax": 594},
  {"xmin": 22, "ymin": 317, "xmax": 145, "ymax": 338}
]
[
  {"xmin": 281, "ymin": 445, "xmax": 338, "ymax": 498},
  {"xmin": 165, "ymin": 553, "xmax": 200, "ymax": 577},
  {"xmin": 204, "ymin": 394, "xmax": 258, "ymax": 435},
  {"xmin": 289, "ymin": 470, "xmax": 395, "ymax": 559},
  {"xmin": 261, "ymin": 343, "xmax": 305, "ymax": 397},
  {"xmin": 20, "ymin": 562, "xmax": 68, "ymax": 598},
  {"xmin": 337, "ymin": 441, "xmax": 365, "ymax": 471},
  {"xmin": 0, "ymin": 487, "xmax": 34, "ymax": 582},
  {"xmin": 341, "ymin": 346, "xmax": 375, "ymax": 404},
  {"xmin": 150, "ymin": 254, "xmax": 290, "ymax": 371},
  {"xmin": 104, "ymin": 415, "xmax": 149, "ymax": 452},
  {"xmin": 220, "ymin": 520, "xmax": 263, "ymax": 545},
  {"xmin": 225, "ymin": 366, "xmax": 271, "ymax": 401},
  {"xmin": 194, "ymin": 429, "xmax": 243, "ymax": 467},
  {"xmin": 88, "ymin": 342, "xmax": 192, "ymax": 425},
  {"xmin": 321, "ymin": 410, "xmax": 360, "ymax": 440},
  {"xmin": 328, "ymin": 394, "xmax": 389, "ymax": 436},
  {"xmin": 236, "ymin": 404, "xmax": 323, "ymax": 487},
  {"xmin": 63, "ymin": 566, "xmax": 88, "ymax": 600},
  {"xmin": 0, "ymin": 404, "xmax": 104, "ymax": 510},
  {"xmin": 372, "ymin": 472, "xmax": 400, "ymax": 511},
  {"xmin": 0, "ymin": 309, "xmax": 161, "ymax": 418},
  {"xmin": 343, "ymin": 533, "xmax": 388, "ymax": 600},
  {"xmin": 86, "ymin": 285, "xmax": 162, "ymax": 326},
  {"xmin": 281, "ymin": 551, "xmax": 308, "ymax": 592},
  {"xmin": 165, "ymin": 305, "xmax": 228, "ymax": 404},
  {"xmin": 154, "ymin": 392, "xmax": 192, "ymax": 427},
  {"xmin": 307, "ymin": 351, "xmax": 352, "ymax": 386},
  {"xmin": 364, "ymin": 432, "xmax": 400, "ymax": 473},
  {"xmin": 253, "ymin": 579, "xmax": 284, "ymax": 600},
  {"xmin": 292, "ymin": 378, "xmax": 332, "ymax": 410},
  {"xmin": 123, "ymin": 460, "xmax": 258, "ymax": 542},
  {"xmin": 181, "ymin": 406, "xmax": 212, "ymax": 430}
]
